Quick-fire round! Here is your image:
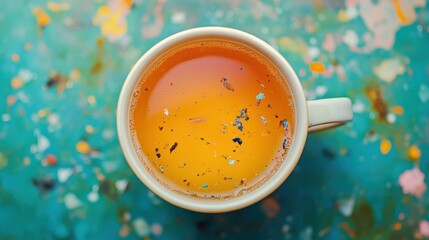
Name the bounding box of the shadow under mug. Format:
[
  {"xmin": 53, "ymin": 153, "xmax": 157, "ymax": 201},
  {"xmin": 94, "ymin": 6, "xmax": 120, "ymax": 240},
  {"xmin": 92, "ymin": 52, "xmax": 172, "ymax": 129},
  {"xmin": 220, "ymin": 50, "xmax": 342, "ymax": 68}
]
[{"xmin": 117, "ymin": 27, "xmax": 353, "ymax": 213}]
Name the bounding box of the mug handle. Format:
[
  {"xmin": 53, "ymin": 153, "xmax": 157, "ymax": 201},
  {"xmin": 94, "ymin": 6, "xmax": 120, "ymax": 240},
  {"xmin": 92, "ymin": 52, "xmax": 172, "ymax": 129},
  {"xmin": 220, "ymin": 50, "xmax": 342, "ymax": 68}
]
[{"xmin": 307, "ymin": 98, "xmax": 353, "ymax": 132}]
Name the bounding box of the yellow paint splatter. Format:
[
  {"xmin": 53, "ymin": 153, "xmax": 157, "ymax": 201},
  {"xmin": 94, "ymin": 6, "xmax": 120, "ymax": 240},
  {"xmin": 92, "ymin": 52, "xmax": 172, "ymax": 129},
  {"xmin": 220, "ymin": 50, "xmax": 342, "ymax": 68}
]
[
  {"xmin": 392, "ymin": 0, "xmax": 408, "ymax": 24},
  {"xmin": 11, "ymin": 77, "xmax": 24, "ymax": 89},
  {"xmin": 37, "ymin": 109, "xmax": 50, "ymax": 118},
  {"xmin": 338, "ymin": 10, "xmax": 350, "ymax": 22},
  {"xmin": 76, "ymin": 141, "xmax": 91, "ymax": 154},
  {"xmin": 380, "ymin": 139, "xmax": 392, "ymax": 155},
  {"xmin": 32, "ymin": 7, "xmax": 51, "ymax": 32},
  {"xmin": 309, "ymin": 62, "xmax": 326, "ymax": 74},
  {"xmin": 70, "ymin": 69, "xmax": 81, "ymax": 81},
  {"xmin": 47, "ymin": 2, "xmax": 71, "ymax": 12},
  {"xmin": 11, "ymin": 54, "xmax": 20, "ymax": 62},
  {"xmin": 407, "ymin": 145, "xmax": 421, "ymax": 161},
  {"xmin": 93, "ymin": 0, "xmax": 133, "ymax": 41},
  {"xmin": 392, "ymin": 106, "xmax": 404, "ymax": 115},
  {"xmin": 23, "ymin": 157, "xmax": 31, "ymax": 166}
]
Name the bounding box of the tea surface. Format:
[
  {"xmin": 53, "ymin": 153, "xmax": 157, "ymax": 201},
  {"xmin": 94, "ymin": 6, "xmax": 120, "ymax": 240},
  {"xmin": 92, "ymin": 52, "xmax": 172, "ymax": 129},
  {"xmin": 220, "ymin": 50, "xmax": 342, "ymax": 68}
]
[{"xmin": 130, "ymin": 39, "xmax": 295, "ymax": 199}]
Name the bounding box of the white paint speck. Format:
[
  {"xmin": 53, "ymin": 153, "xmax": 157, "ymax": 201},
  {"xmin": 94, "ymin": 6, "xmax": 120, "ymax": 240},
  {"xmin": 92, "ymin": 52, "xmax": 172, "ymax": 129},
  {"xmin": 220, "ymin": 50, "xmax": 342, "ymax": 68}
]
[
  {"xmin": 387, "ymin": 113, "xmax": 396, "ymax": 123},
  {"xmin": 419, "ymin": 85, "xmax": 429, "ymax": 102},
  {"xmin": 260, "ymin": 115, "xmax": 268, "ymax": 125},
  {"xmin": 115, "ymin": 179, "xmax": 128, "ymax": 193},
  {"xmin": 228, "ymin": 160, "xmax": 235, "ymax": 166},
  {"xmin": 352, "ymin": 101, "xmax": 365, "ymax": 113},
  {"xmin": 18, "ymin": 69, "xmax": 35, "ymax": 82},
  {"xmin": 163, "ymin": 108, "xmax": 169, "ymax": 116},
  {"xmin": 2, "ymin": 114, "xmax": 11, "ymax": 122},
  {"xmin": 337, "ymin": 197, "xmax": 355, "ymax": 217},
  {"xmin": 64, "ymin": 193, "xmax": 82, "ymax": 209},
  {"xmin": 343, "ymin": 30, "xmax": 359, "ymax": 47},
  {"xmin": 58, "ymin": 168, "xmax": 73, "ymax": 183},
  {"xmin": 309, "ymin": 37, "xmax": 317, "ymax": 45},
  {"xmin": 133, "ymin": 218, "xmax": 150, "ymax": 237},
  {"xmin": 32, "ymin": 130, "xmax": 50, "ymax": 153},
  {"xmin": 308, "ymin": 46, "xmax": 320, "ymax": 59},
  {"xmin": 171, "ymin": 12, "xmax": 186, "ymax": 24},
  {"xmin": 314, "ymin": 86, "xmax": 328, "ymax": 96},
  {"xmin": 87, "ymin": 189, "xmax": 99, "ymax": 202}
]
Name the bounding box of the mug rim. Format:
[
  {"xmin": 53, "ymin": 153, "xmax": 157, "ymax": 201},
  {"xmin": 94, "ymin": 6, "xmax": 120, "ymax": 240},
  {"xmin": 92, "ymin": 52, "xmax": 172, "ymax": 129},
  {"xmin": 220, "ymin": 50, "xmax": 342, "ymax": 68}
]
[{"xmin": 117, "ymin": 26, "xmax": 308, "ymax": 212}]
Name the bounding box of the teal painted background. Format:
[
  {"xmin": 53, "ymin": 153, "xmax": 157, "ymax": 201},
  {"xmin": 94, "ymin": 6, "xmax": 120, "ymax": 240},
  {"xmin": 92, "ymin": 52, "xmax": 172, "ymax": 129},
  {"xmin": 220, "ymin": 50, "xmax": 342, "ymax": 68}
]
[{"xmin": 1, "ymin": 0, "xmax": 429, "ymax": 239}]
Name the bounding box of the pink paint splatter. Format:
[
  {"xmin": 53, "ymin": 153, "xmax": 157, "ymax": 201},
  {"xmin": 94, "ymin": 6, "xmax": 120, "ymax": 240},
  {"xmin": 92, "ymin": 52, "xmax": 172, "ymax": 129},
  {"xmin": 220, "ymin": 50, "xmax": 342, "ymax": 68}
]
[
  {"xmin": 398, "ymin": 167, "xmax": 427, "ymax": 198},
  {"xmin": 142, "ymin": 0, "xmax": 166, "ymax": 39},
  {"xmin": 322, "ymin": 33, "xmax": 336, "ymax": 52},
  {"xmin": 420, "ymin": 220, "xmax": 429, "ymax": 238}
]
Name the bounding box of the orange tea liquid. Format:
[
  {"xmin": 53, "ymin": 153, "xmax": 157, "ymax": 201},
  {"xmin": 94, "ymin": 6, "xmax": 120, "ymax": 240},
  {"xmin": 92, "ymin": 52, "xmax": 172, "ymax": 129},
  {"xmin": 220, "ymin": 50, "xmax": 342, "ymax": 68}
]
[{"xmin": 130, "ymin": 39, "xmax": 294, "ymax": 199}]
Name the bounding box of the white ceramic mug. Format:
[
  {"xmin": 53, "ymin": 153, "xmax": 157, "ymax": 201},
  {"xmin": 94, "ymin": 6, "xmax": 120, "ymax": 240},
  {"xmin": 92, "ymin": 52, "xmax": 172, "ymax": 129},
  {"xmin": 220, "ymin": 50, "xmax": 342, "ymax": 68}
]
[{"xmin": 117, "ymin": 27, "xmax": 353, "ymax": 213}]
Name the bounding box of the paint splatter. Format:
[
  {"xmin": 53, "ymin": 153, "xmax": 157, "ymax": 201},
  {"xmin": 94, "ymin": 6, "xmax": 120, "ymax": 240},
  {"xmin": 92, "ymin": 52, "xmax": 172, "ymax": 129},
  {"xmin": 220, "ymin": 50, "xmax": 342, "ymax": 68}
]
[
  {"xmin": 163, "ymin": 108, "xmax": 169, "ymax": 116},
  {"xmin": 323, "ymin": 33, "xmax": 336, "ymax": 52},
  {"xmin": 93, "ymin": 0, "xmax": 133, "ymax": 41},
  {"xmin": 32, "ymin": 7, "xmax": 51, "ymax": 33},
  {"xmin": 398, "ymin": 167, "xmax": 427, "ymax": 198},
  {"xmin": 407, "ymin": 145, "xmax": 421, "ymax": 161},
  {"xmin": 232, "ymin": 137, "xmax": 243, "ymax": 145},
  {"xmin": 64, "ymin": 193, "xmax": 82, "ymax": 209},
  {"xmin": 32, "ymin": 178, "xmax": 55, "ymax": 193},
  {"xmin": 220, "ymin": 77, "xmax": 234, "ymax": 91},
  {"xmin": 373, "ymin": 58, "xmax": 406, "ymax": 83},
  {"xmin": 45, "ymin": 71, "xmax": 68, "ymax": 93},
  {"xmin": 142, "ymin": 0, "xmax": 166, "ymax": 38},
  {"xmin": 365, "ymin": 86, "xmax": 387, "ymax": 121},
  {"xmin": 233, "ymin": 108, "xmax": 249, "ymax": 131},
  {"xmin": 46, "ymin": 2, "xmax": 70, "ymax": 12},
  {"xmin": 151, "ymin": 223, "xmax": 163, "ymax": 236},
  {"xmin": 76, "ymin": 141, "xmax": 91, "ymax": 154},
  {"xmin": 133, "ymin": 218, "xmax": 150, "ymax": 237},
  {"xmin": 202, "ymin": 183, "xmax": 208, "ymax": 188},
  {"xmin": 58, "ymin": 168, "xmax": 73, "ymax": 183},
  {"xmin": 261, "ymin": 197, "xmax": 280, "ymax": 219},
  {"xmin": 380, "ymin": 139, "xmax": 392, "ymax": 155},
  {"xmin": 337, "ymin": 197, "xmax": 355, "ymax": 217},
  {"xmin": 419, "ymin": 220, "xmax": 429, "ymax": 238},
  {"xmin": 309, "ymin": 62, "xmax": 325, "ymax": 74}
]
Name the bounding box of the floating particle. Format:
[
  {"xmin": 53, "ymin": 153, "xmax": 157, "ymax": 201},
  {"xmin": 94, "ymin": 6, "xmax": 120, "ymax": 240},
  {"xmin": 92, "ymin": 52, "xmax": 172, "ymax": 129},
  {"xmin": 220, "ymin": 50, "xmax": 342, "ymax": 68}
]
[
  {"xmin": 240, "ymin": 178, "xmax": 246, "ymax": 185},
  {"xmin": 163, "ymin": 108, "xmax": 169, "ymax": 116},
  {"xmin": 170, "ymin": 142, "xmax": 178, "ymax": 153},
  {"xmin": 337, "ymin": 197, "xmax": 355, "ymax": 217},
  {"xmin": 256, "ymin": 92, "xmax": 265, "ymax": 100},
  {"xmin": 279, "ymin": 119, "xmax": 289, "ymax": 130},
  {"xmin": 260, "ymin": 115, "xmax": 268, "ymax": 125},
  {"xmin": 76, "ymin": 141, "xmax": 91, "ymax": 154},
  {"xmin": 392, "ymin": 222, "xmax": 402, "ymax": 231},
  {"xmin": 232, "ymin": 137, "xmax": 243, "ymax": 145},
  {"xmin": 380, "ymin": 139, "xmax": 391, "ymax": 155},
  {"xmin": 282, "ymin": 139, "xmax": 287, "ymax": 150},
  {"xmin": 202, "ymin": 183, "xmax": 208, "ymax": 188},
  {"xmin": 407, "ymin": 145, "xmax": 421, "ymax": 161},
  {"xmin": 156, "ymin": 153, "xmax": 161, "ymax": 158},
  {"xmin": 158, "ymin": 126, "xmax": 163, "ymax": 131},
  {"xmin": 119, "ymin": 224, "xmax": 130, "ymax": 237},
  {"xmin": 32, "ymin": 178, "xmax": 55, "ymax": 192},
  {"xmin": 189, "ymin": 116, "xmax": 206, "ymax": 124},
  {"xmin": 233, "ymin": 108, "xmax": 249, "ymax": 131},
  {"xmin": 228, "ymin": 160, "xmax": 235, "ymax": 166},
  {"xmin": 220, "ymin": 77, "xmax": 234, "ymax": 91},
  {"xmin": 159, "ymin": 165, "xmax": 164, "ymax": 173}
]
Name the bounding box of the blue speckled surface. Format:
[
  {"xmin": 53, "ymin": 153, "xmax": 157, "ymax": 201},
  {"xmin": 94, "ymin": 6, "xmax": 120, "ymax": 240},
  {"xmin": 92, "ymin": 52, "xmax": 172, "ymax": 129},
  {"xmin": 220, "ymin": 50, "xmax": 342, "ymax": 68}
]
[{"xmin": 1, "ymin": 0, "xmax": 429, "ymax": 239}]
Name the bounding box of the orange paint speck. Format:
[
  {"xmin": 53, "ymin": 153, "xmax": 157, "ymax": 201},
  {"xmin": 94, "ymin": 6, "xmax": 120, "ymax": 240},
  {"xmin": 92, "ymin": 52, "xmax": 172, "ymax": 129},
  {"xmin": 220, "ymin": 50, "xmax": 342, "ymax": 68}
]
[
  {"xmin": 341, "ymin": 222, "xmax": 356, "ymax": 238},
  {"xmin": 393, "ymin": 222, "xmax": 402, "ymax": 231},
  {"xmin": 392, "ymin": 0, "xmax": 408, "ymax": 24},
  {"xmin": 310, "ymin": 62, "xmax": 326, "ymax": 74},
  {"xmin": 76, "ymin": 141, "xmax": 91, "ymax": 154},
  {"xmin": 45, "ymin": 154, "xmax": 57, "ymax": 165},
  {"xmin": 392, "ymin": 106, "xmax": 404, "ymax": 115},
  {"xmin": 380, "ymin": 139, "xmax": 392, "ymax": 155},
  {"xmin": 11, "ymin": 54, "xmax": 20, "ymax": 62},
  {"xmin": 407, "ymin": 145, "xmax": 421, "ymax": 161},
  {"xmin": 11, "ymin": 77, "xmax": 24, "ymax": 89},
  {"xmin": 25, "ymin": 43, "xmax": 32, "ymax": 51}
]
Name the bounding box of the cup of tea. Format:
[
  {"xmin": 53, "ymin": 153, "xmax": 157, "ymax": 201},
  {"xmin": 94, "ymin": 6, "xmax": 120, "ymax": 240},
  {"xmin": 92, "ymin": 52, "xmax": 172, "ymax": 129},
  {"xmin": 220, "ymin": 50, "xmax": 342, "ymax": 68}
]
[{"xmin": 117, "ymin": 27, "xmax": 353, "ymax": 212}]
